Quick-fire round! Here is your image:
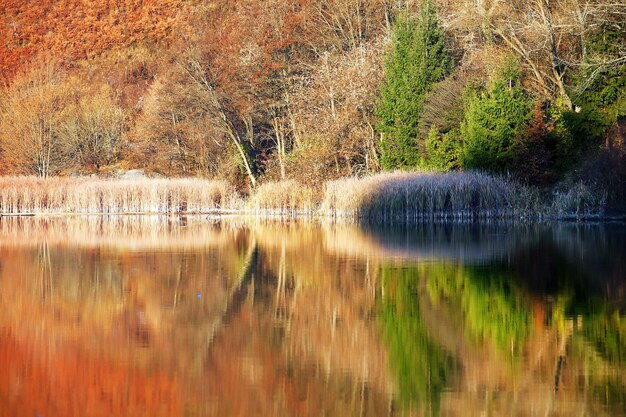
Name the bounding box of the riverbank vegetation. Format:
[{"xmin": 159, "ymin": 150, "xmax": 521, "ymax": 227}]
[
  {"xmin": 0, "ymin": 172, "xmax": 608, "ymax": 220},
  {"xmin": 0, "ymin": 0, "xmax": 624, "ymax": 216},
  {"xmin": 0, "ymin": 176, "xmax": 239, "ymax": 214},
  {"xmin": 320, "ymin": 171, "xmax": 540, "ymax": 220}
]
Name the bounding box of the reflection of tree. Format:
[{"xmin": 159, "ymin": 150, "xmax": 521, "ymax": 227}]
[
  {"xmin": 36, "ymin": 241, "xmax": 53, "ymax": 304},
  {"xmin": 380, "ymin": 265, "xmax": 453, "ymax": 414},
  {"xmin": 573, "ymin": 304, "xmax": 626, "ymax": 410},
  {"xmin": 203, "ymin": 231, "xmax": 395, "ymax": 417},
  {"xmin": 3, "ymin": 219, "xmax": 626, "ymax": 416},
  {"xmin": 583, "ymin": 310, "xmax": 625, "ymax": 365},
  {"xmin": 420, "ymin": 257, "xmax": 626, "ymax": 416},
  {"xmin": 426, "ymin": 263, "xmax": 533, "ymax": 357},
  {"xmin": 252, "ymin": 222, "xmax": 394, "ymax": 396}
]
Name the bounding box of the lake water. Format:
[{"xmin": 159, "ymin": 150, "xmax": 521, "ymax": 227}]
[{"xmin": 0, "ymin": 216, "xmax": 624, "ymax": 417}]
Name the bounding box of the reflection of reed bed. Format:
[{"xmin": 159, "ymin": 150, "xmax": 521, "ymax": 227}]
[
  {"xmin": 516, "ymin": 224, "xmax": 626, "ymax": 299},
  {"xmin": 321, "ymin": 223, "xmax": 414, "ymax": 263},
  {"xmin": 253, "ymin": 230, "xmax": 395, "ymax": 395},
  {"xmin": 0, "ymin": 216, "xmax": 248, "ymax": 250},
  {"xmin": 249, "ymin": 221, "xmax": 321, "ymax": 252},
  {"xmin": 0, "ymin": 176, "xmax": 242, "ymax": 214},
  {"xmin": 321, "ymin": 171, "xmax": 540, "ymax": 220},
  {"xmin": 323, "ymin": 222, "xmax": 536, "ymax": 263}
]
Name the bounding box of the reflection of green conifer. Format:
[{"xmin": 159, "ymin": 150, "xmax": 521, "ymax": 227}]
[
  {"xmin": 425, "ymin": 263, "xmax": 533, "ymax": 357},
  {"xmin": 576, "ymin": 310, "xmax": 626, "ymax": 411},
  {"xmin": 583, "ymin": 309, "xmax": 626, "ymax": 365},
  {"xmin": 462, "ymin": 266, "xmax": 533, "ymax": 354},
  {"xmin": 380, "ymin": 265, "xmax": 452, "ymax": 414}
]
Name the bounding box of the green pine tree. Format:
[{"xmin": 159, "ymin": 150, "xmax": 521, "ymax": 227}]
[
  {"xmin": 461, "ymin": 58, "xmax": 533, "ymax": 172},
  {"xmin": 425, "ymin": 126, "xmax": 462, "ymax": 171},
  {"xmin": 376, "ymin": 0, "xmax": 451, "ymax": 170}
]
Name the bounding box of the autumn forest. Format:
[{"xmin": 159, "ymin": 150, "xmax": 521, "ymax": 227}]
[
  {"xmin": 0, "ymin": 0, "xmax": 625, "ymax": 214},
  {"xmin": 2, "ymin": 3, "xmax": 626, "ymax": 415}
]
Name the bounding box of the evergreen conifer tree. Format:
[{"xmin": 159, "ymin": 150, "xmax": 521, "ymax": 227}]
[
  {"xmin": 376, "ymin": 0, "xmax": 451, "ymax": 170},
  {"xmin": 461, "ymin": 59, "xmax": 533, "ymax": 172}
]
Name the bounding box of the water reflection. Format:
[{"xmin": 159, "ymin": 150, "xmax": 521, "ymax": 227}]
[{"xmin": 0, "ymin": 217, "xmax": 624, "ymax": 416}]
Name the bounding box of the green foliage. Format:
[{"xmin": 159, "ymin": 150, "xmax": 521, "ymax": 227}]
[
  {"xmin": 574, "ymin": 24, "xmax": 626, "ymax": 126},
  {"xmin": 376, "ymin": 0, "xmax": 452, "ymax": 170},
  {"xmin": 560, "ymin": 24, "xmax": 626, "ymax": 166},
  {"xmin": 460, "ymin": 59, "xmax": 533, "ymax": 172},
  {"xmin": 424, "ymin": 126, "xmax": 461, "ymax": 170},
  {"xmin": 548, "ymin": 104, "xmax": 608, "ymax": 172},
  {"xmin": 380, "ymin": 265, "xmax": 452, "ymax": 413}
]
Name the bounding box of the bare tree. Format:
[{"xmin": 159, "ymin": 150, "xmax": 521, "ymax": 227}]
[
  {"xmin": 58, "ymin": 86, "xmax": 126, "ymax": 173},
  {"xmin": 445, "ymin": 0, "xmax": 626, "ymax": 107},
  {"xmin": 178, "ymin": 54, "xmax": 257, "ymax": 188},
  {"xmin": 132, "ymin": 74, "xmax": 233, "ymax": 177},
  {"xmin": 0, "ymin": 59, "xmax": 70, "ymax": 177},
  {"xmin": 288, "ymin": 42, "xmax": 384, "ymax": 181}
]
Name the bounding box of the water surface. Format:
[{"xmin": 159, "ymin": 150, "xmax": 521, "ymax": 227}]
[{"xmin": 0, "ymin": 217, "xmax": 625, "ymax": 417}]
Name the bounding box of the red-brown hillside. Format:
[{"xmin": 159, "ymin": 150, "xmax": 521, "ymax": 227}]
[{"xmin": 0, "ymin": 0, "xmax": 183, "ymax": 79}]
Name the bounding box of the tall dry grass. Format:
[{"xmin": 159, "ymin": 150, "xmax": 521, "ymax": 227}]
[
  {"xmin": 550, "ymin": 182, "xmax": 607, "ymax": 220},
  {"xmin": 0, "ymin": 176, "xmax": 241, "ymax": 214},
  {"xmin": 247, "ymin": 180, "xmax": 316, "ymax": 216},
  {"xmin": 0, "ymin": 174, "xmax": 607, "ymax": 221},
  {"xmin": 320, "ymin": 171, "xmax": 540, "ymax": 220}
]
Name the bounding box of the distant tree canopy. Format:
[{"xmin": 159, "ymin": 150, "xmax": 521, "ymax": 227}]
[{"xmin": 0, "ymin": 0, "xmax": 182, "ymax": 80}]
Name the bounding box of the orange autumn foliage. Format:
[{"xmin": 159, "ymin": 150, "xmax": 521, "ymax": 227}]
[{"xmin": 0, "ymin": 0, "xmax": 183, "ymax": 80}]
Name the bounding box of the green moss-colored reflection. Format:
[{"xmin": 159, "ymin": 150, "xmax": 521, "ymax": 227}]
[
  {"xmin": 380, "ymin": 265, "xmax": 453, "ymax": 415},
  {"xmin": 582, "ymin": 309, "xmax": 626, "ymax": 364},
  {"xmin": 426, "ymin": 263, "xmax": 533, "ymax": 357},
  {"xmin": 577, "ymin": 307, "xmax": 626, "ymax": 411}
]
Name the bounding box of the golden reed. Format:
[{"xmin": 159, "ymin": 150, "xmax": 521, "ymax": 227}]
[{"xmin": 0, "ymin": 176, "xmax": 241, "ymax": 214}]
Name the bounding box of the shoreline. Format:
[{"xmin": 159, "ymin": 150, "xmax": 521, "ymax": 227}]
[
  {"xmin": 1, "ymin": 210, "xmax": 624, "ymax": 224},
  {"xmin": 0, "ymin": 172, "xmax": 612, "ymax": 222}
]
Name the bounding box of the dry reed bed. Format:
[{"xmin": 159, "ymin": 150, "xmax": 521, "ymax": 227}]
[
  {"xmin": 320, "ymin": 171, "xmax": 540, "ymax": 220},
  {"xmin": 247, "ymin": 180, "xmax": 316, "ymax": 216},
  {"xmin": 0, "ymin": 173, "xmax": 606, "ymax": 220},
  {"xmin": 0, "ymin": 177, "xmax": 241, "ymax": 214},
  {"xmin": 550, "ymin": 182, "xmax": 607, "ymax": 220}
]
